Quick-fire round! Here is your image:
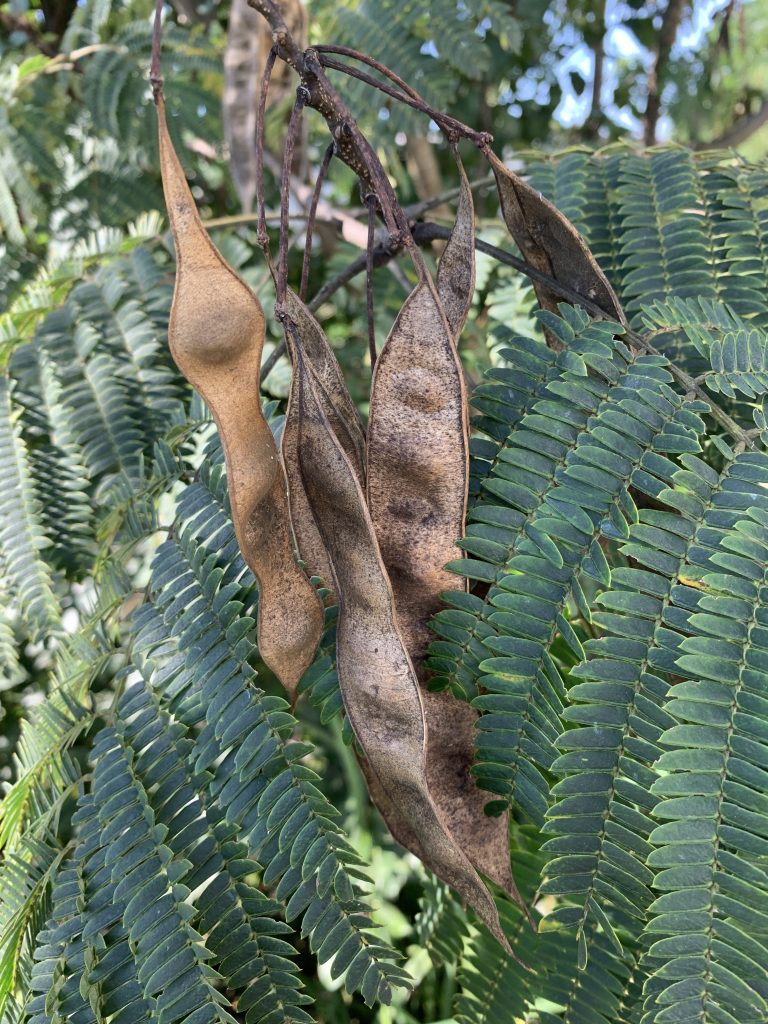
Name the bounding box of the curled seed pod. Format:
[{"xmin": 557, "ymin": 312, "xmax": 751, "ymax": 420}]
[
  {"xmin": 436, "ymin": 149, "xmax": 476, "ymax": 338},
  {"xmin": 280, "ymin": 288, "xmax": 366, "ymax": 591},
  {"xmin": 483, "ymin": 148, "xmax": 625, "ymax": 343},
  {"xmin": 294, "ymin": 342, "xmax": 511, "ymax": 954},
  {"xmin": 156, "ymin": 96, "xmax": 324, "ymax": 700}
]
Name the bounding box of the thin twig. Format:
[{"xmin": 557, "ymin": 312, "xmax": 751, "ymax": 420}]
[
  {"xmin": 319, "ymin": 54, "xmax": 490, "ymax": 147},
  {"xmin": 366, "ymin": 194, "xmax": 378, "ymax": 370},
  {"xmin": 260, "ymin": 339, "xmax": 287, "ymax": 383},
  {"xmin": 263, "ymin": 149, "xmax": 369, "ymax": 248},
  {"xmin": 315, "ymin": 44, "xmax": 426, "ymax": 102},
  {"xmin": 260, "ymin": 232, "xmax": 403, "ymax": 384},
  {"xmin": 255, "ymin": 47, "xmax": 278, "ymax": 248},
  {"xmin": 300, "ymin": 142, "xmax": 334, "ymax": 301},
  {"xmin": 276, "ymin": 92, "xmax": 306, "ymax": 306},
  {"xmin": 149, "ymin": 0, "xmax": 164, "ymax": 101},
  {"xmin": 261, "ymin": 217, "xmax": 757, "ymax": 447},
  {"xmin": 414, "ymin": 222, "xmax": 754, "ymax": 449},
  {"xmin": 208, "ymin": 173, "xmax": 495, "ymax": 232},
  {"xmin": 403, "ymin": 174, "xmax": 495, "ymax": 219}
]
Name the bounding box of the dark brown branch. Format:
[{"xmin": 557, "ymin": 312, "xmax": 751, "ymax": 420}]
[
  {"xmin": 315, "ymin": 44, "xmax": 425, "ymax": 102},
  {"xmin": 318, "ymin": 54, "xmax": 490, "ymax": 147},
  {"xmin": 645, "ymin": 0, "xmax": 687, "ymax": 145},
  {"xmin": 247, "ymin": 0, "xmax": 399, "ymax": 233},
  {"xmin": 699, "ymin": 95, "xmax": 768, "ymax": 150}
]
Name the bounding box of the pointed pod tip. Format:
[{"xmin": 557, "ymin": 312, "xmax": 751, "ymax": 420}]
[{"xmin": 494, "ymin": 926, "xmax": 533, "ymax": 972}]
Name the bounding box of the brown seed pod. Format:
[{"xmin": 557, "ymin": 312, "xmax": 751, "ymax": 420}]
[
  {"xmin": 156, "ymin": 96, "xmax": 324, "ymax": 700},
  {"xmin": 280, "ymin": 289, "xmax": 366, "ymax": 592},
  {"xmin": 435, "ymin": 149, "xmax": 476, "ymax": 338},
  {"xmin": 483, "ymin": 147, "xmax": 625, "ymax": 343},
  {"xmin": 367, "ymin": 278, "xmax": 467, "ymax": 658},
  {"xmin": 293, "ymin": 342, "xmax": 511, "ymax": 953},
  {"xmin": 434, "ymin": 172, "xmax": 529, "ymax": 913},
  {"xmin": 366, "ymin": 203, "xmax": 527, "ymax": 915}
]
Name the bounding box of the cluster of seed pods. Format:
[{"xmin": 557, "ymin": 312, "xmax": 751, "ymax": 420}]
[{"xmin": 155, "ymin": 46, "xmax": 622, "ymax": 952}]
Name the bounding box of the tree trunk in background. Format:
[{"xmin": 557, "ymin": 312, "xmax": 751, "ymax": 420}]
[
  {"xmin": 223, "ymin": 0, "xmax": 306, "ymax": 211},
  {"xmin": 644, "ymin": 0, "xmax": 687, "ymax": 145}
]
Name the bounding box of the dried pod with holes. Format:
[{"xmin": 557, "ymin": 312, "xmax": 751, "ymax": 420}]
[
  {"xmin": 156, "ymin": 95, "xmax": 324, "ymax": 701},
  {"xmin": 293, "ymin": 336, "xmax": 511, "ymax": 953},
  {"xmin": 436, "ymin": 149, "xmax": 476, "ymax": 338}
]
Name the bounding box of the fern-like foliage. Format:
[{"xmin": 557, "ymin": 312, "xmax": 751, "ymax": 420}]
[
  {"xmin": 132, "ymin": 447, "xmax": 410, "ymax": 1007},
  {"xmin": 429, "ymin": 295, "xmax": 768, "ymax": 1017},
  {"xmin": 642, "ymin": 295, "xmax": 768, "ymax": 398},
  {"xmin": 432, "ymin": 306, "xmax": 708, "ymax": 823},
  {"xmin": 526, "ymin": 148, "xmax": 768, "ymax": 377},
  {"xmin": 4, "ymin": 146, "xmax": 768, "ymax": 1024},
  {"xmin": 0, "ymin": 376, "xmax": 61, "ymax": 645}
]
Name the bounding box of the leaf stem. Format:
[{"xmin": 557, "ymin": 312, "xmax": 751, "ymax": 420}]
[
  {"xmin": 149, "ymin": 0, "xmax": 164, "ymax": 102},
  {"xmin": 255, "ymin": 46, "xmax": 278, "ymax": 251},
  {"xmin": 300, "ymin": 141, "xmax": 334, "ymax": 301},
  {"xmin": 366, "ymin": 193, "xmax": 378, "ymax": 370},
  {"xmin": 318, "ymin": 53, "xmax": 491, "ymax": 147}
]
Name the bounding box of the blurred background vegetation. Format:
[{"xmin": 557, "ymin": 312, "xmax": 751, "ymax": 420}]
[{"xmin": 0, "ymin": 1, "xmax": 766, "ymax": 1019}]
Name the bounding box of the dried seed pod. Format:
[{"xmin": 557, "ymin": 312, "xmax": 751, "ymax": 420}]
[
  {"xmin": 156, "ymin": 96, "xmax": 324, "ymax": 700},
  {"xmin": 422, "ymin": 690, "xmax": 530, "ymax": 921},
  {"xmin": 436, "ymin": 150, "xmax": 475, "ymax": 338},
  {"xmin": 366, "ymin": 229, "xmax": 526, "ymax": 913},
  {"xmin": 484, "ymin": 148, "xmax": 625, "ymax": 341},
  {"xmin": 367, "ymin": 278, "xmax": 467, "ymax": 658},
  {"xmin": 433, "ymin": 179, "xmax": 528, "ymax": 910},
  {"xmin": 294, "ymin": 345, "xmax": 511, "ymax": 953},
  {"xmin": 280, "ymin": 289, "xmax": 366, "ymax": 591}
]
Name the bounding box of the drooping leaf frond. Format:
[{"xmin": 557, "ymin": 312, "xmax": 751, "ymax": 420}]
[
  {"xmin": 642, "ymin": 295, "xmax": 768, "ymax": 399},
  {"xmin": 415, "ymin": 876, "xmax": 469, "ymax": 968},
  {"xmin": 124, "ymin": 444, "xmax": 412, "ymax": 1008},
  {"xmin": 0, "ymin": 836, "xmax": 67, "ymax": 1019},
  {"xmin": 0, "ymin": 376, "xmax": 61, "ymax": 645}
]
